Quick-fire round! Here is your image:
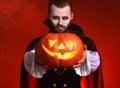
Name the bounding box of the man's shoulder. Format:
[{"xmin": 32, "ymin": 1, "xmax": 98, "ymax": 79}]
[
  {"xmin": 82, "ymin": 36, "xmax": 97, "ymax": 51},
  {"xmin": 68, "ymin": 23, "xmax": 84, "ymax": 38},
  {"xmin": 25, "ymin": 37, "xmax": 41, "ymax": 52}
]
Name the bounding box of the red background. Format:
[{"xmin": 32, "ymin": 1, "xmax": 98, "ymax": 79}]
[{"xmin": 0, "ymin": 0, "xmax": 120, "ymax": 88}]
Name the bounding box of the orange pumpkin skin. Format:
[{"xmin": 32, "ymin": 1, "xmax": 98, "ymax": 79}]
[{"xmin": 35, "ymin": 33, "xmax": 84, "ymax": 69}]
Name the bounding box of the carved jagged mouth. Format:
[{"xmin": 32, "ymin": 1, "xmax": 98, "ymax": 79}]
[{"xmin": 42, "ymin": 44, "xmax": 80, "ymax": 60}]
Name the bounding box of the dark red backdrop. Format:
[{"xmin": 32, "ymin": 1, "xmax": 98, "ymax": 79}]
[{"xmin": 0, "ymin": 0, "xmax": 120, "ymax": 88}]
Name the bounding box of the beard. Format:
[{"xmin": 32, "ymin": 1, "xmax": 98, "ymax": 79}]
[
  {"xmin": 54, "ymin": 23, "xmax": 71, "ymax": 33},
  {"xmin": 55, "ymin": 25, "xmax": 66, "ymax": 33}
]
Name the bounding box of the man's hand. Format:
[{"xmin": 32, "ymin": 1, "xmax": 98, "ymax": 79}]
[{"xmin": 73, "ymin": 45, "xmax": 87, "ymax": 68}]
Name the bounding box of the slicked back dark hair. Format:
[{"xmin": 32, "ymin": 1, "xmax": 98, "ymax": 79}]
[{"xmin": 48, "ymin": 0, "xmax": 72, "ymax": 13}]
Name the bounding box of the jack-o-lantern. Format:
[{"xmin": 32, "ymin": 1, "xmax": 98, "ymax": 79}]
[{"xmin": 35, "ymin": 33, "xmax": 84, "ymax": 69}]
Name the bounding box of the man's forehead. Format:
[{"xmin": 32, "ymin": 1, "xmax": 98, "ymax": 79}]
[{"xmin": 50, "ymin": 5, "xmax": 71, "ymax": 15}]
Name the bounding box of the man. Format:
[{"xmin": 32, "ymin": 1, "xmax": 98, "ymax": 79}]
[{"xmin": 20, "ymin": 0, "xmax": 104, "ymax": 88}]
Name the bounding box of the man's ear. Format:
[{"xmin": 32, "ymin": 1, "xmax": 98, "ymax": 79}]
[{"xmin": 71, "ymin": 12, "xmax": 74, "ymax": 20}]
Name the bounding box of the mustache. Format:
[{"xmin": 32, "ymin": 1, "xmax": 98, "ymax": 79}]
[{"xmin": 56, "ymin": 25, "xmax": 65, "ymax": 28}]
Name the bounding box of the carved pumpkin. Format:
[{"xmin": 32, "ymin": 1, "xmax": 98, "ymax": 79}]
[{"xmin": 36, "ymin": 33, "xmax": 84, "ymax": 69}]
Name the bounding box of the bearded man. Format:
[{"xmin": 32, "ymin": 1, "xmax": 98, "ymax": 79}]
[{"xmin": 20, "ymin": 0, "xmax": 104, "ymax": 88}]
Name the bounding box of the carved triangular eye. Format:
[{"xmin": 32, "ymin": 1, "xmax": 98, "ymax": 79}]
[
  {"xmin": 48, "ymin": 39, "xmax": 56, "ymax": 47},
  {"xmin": 68, "ymin": 40, "xmax": 74, "ymax": 48}
]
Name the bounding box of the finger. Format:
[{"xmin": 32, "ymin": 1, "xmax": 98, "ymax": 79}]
[
  {"xmin": 73, "ymin": 62, "xmax": 83, "ymax": 68},
  {"xmin": 83, "ymin": 44, "xmax": 87, "ymax": 50}
]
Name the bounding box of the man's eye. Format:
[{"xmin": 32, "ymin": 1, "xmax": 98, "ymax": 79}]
[
  {"xmin": 62, "ymin": 17, "xmax": 68, "ymax": 20},
  {"xmin": 52, "ymin": 16, "xmax": 59, "ymax": 20}
]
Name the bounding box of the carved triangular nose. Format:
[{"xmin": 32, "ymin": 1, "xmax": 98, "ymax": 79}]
[{"xmin": 57, "ymin": 43, "xmax": 65, "ymax": 49}]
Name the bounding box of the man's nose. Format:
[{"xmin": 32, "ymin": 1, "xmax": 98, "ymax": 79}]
[{"xmin": 58, "ymin": 19, "xmax": 63, "ymax": 25}]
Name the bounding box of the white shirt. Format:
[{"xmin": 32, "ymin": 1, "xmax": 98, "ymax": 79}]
[{"xmin": 24, "ymin": 49, "xmax": 100, "ymax": 78}]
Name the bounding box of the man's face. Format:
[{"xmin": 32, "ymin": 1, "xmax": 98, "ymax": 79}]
[{"xmin": 49, "ymin": 5, "xmax": 73, "ymax": 33}]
